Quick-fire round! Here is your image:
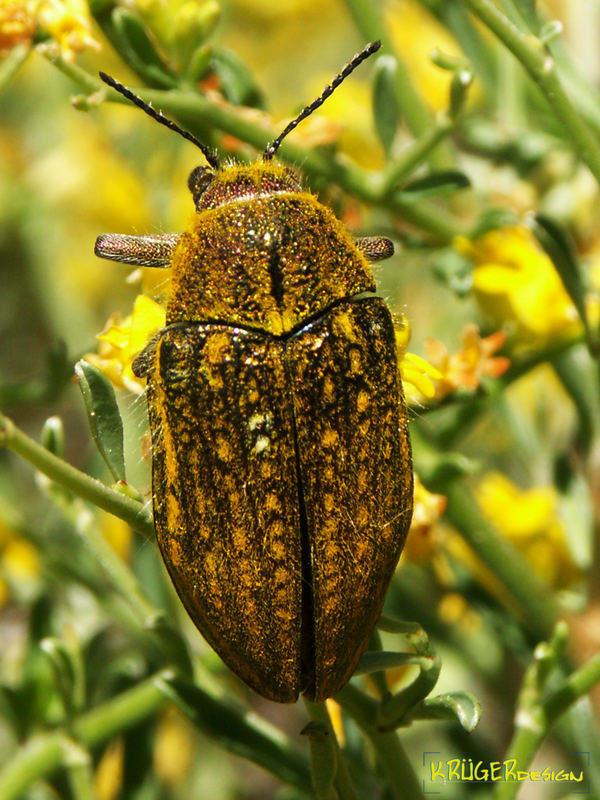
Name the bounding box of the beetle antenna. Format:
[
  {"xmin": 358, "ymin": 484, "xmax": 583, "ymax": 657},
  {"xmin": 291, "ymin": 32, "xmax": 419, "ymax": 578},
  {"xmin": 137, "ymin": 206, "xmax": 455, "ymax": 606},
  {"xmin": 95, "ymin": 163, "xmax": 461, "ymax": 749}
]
[
  {"xmin": 263, "ymin": 40, "xmax": 381, "ymax": 160},
  {"xmin": 99, "ymin": 72, "xmax": 220, "ymax": 170}
]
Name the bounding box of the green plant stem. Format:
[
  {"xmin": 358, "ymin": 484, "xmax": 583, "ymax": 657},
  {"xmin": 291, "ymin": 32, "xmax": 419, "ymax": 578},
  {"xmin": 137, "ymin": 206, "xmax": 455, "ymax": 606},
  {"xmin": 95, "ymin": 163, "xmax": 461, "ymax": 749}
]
[
  {"xmin": 370, "ymin": 730, "xmax": 425, "ymax": 800},
  {"xmin": 0, "ymin": 413, "xmax": 154, "ymax": 541},
  {"xmin": 494, "ymin": 651, "xmax": 600, "ymax": 800},
  {"xmin": 0, "ymin": 43, "xmax": 30, "ymax": 91},
  {"xmin": 49, "ymin": 490, "xmax": 157, "ymax": 627},
  {"xmin": 443, "ymin": 482, "xmax": 558, "ymax": 640},
  {"xmin": 336, "ymin": 685, "xmax": 424, "ymax": 800},
  {"xmin": 379, "ymin": 114, "xmax": 455, "ymax": 195},
  {"xmin": 0, "ymin": 671, "xmax": 172, "ymax": 800},
  {"xmin": 303, "ymin": 700, "xmax": 358, "ymax": 800},
  {"xmin": 462, "ymin": 0, "xmax": 600, "ymax": 186},
  {"xmin": 62, "ymin": 743, "xmax": 96, "ymax": 800}
]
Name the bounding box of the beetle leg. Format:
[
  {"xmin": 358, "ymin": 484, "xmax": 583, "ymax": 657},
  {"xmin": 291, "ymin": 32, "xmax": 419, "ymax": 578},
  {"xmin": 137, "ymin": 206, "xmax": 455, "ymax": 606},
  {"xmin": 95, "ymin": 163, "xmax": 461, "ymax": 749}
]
[
  {"xmin": 94, "ymin": 233, "xmax": 180, "ymax": 267},
  {"xmin": 355, "ymin": 236, "xmax": 394, "ymax": 262},
  {"xmin": 132, "ymin": 333, "xmax": 161, "ymax": 379}
]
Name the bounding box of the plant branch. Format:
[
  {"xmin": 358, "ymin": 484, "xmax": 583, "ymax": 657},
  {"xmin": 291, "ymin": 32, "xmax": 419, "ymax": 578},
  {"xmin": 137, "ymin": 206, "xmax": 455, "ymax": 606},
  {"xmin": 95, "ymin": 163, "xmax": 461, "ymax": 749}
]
[
  {"xmin": 0, "ymin": 672, "xmax": 172, "ymax": 800},
  {"xmin": 0, "ymin": 413, "xmax": 154, "ymax": 541},
  {"xmin": 462, "ymin": 0, "xmax": 600, "ymax": 185}
]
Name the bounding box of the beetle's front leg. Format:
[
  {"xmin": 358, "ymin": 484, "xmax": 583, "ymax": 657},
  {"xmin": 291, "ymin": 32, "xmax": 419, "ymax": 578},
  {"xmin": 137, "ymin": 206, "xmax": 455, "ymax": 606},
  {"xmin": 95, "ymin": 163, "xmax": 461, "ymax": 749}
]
[{"xmin": 95, "ymin": 233, "xmax": 181, "ymax": 267}]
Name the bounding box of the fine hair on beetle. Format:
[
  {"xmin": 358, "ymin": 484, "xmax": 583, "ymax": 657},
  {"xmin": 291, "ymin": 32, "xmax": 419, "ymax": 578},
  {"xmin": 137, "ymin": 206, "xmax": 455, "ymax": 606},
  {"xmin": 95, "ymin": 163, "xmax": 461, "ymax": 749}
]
[{"xmin": 95, "ymin": 40, "xmax": 413, "ymax": 703}]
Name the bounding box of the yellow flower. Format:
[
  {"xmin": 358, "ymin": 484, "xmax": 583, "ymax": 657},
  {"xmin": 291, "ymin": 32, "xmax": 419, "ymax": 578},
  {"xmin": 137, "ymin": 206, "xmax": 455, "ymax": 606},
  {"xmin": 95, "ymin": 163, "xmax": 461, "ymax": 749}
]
[
  {"xmin": 0, "ymin": 517, "xmax": 40, "ymax": 605},
  {"xmin": 394, "ymin": 315, "xmax": 444, "ymax": 404},
  {"xmin": 425, "ymin": 323, "xmax": 510, "ymax": 399},
  {"xmin": 446, "ymin": 473, "xmax": 581, "ymax": 594},
  {"xmin": 438, "ymin": 592, "xmax": 482, "ymax": 634},
  {"xmin": 456, "ymin": 226, "xmax": 581, "ymax": 346},
  {"xmin": 402, "ymin": 475, "xmax": 446, "ymax": 563},
  {"xmin": 85, "ymin": 295, "xmax": 166, "ymax": 394},
  {"xmin": 0, "ymin": 0, "xmax": 35, "ymax": 52},
  {"xmin": 153, "ymin": 706, "xmax": 194, "ymax": 784},
  {"xmin": 386, "ymin": 0, "xmax": 469, "ymax": 112},
  {"xmin": 100, "ymin": 512, "xmax": 132, "ymax": 562},
  {"xmin": 36, "ymin": 0, "xmax": 101, "ymax": 61},
  {"xmin": 94, "ymin": 739, "xmax": 124, "ymax": 800},
  {"xmin": 476, "ymin": 473, "xmax": 580, "ymax": 589}
]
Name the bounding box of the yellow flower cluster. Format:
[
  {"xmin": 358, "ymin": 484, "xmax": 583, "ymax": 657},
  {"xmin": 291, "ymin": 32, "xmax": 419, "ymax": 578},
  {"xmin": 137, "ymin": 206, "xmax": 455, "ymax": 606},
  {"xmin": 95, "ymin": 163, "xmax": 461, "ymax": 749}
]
[
  {"xmin": 0, "ymin": 518, "xmax": 40, "ymax": 608},
  {"xmin": 85, "ymin": 295, "xmax": 166, "ymax": 395},
  {"xmin": 0, "ymin": 0, "xmax": 100, "ymax": 61},
  {"xmin": 403, "ymin": 475, "xmax": 447, "ymax": 564},
  {"xmin": 456, "ymin": 226, "xmax": 582, "ymax": 347},
  {"xmin": 446, "ymin": 473, "xmax": 581, "ymax": 596}
]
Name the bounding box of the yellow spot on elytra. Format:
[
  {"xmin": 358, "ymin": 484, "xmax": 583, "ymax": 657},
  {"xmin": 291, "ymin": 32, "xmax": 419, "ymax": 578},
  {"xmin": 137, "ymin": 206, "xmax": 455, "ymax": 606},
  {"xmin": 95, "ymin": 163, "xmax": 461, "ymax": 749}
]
[
  {"xmin": 216, "ymin": 436, "xmax": 233, "ymax": 462},
  {"xmin": 322, "ymin": 428, "xmax": 339, "ymax": 448},
  {"xmin": 167, "ymin": 493, "xmax": 180, "ymax": 525},
  {"xmin": 166, "ymin": 538, "xmax": 183, "ymax": 567},
  {"xmin": 333, "ymin": 313, "xmax": 358, "ymax": 342},
  {"xmin": 265, "ymin": 492, "xmax": 280, "ymax": 512},
  {"xmin": 357, "ymin": 469, "xmax": 369, "ymax": 492},
  {"xmin": 356, "ymin": 508, "xmax": 369, "ymax": 528},
  {"xmin": 357, "ymin": 389, "xmax": 370, "ymax": 413},
  {"xmin": 323, "ymin": 493, "xmax": 335, "ymax": 513},
  {"xmin": 204, "ymin": 552, "xmax": 217, "ymax": 575},
  {"xmin": 274, "ymin": 566, "xmax": 288, "ymax": 584},
  {"xmin": 323, "ymin": 375, "xmax": 335, "ymax": 402},
  {"xmin": 267, "ymin": 310, "xmax": 284, "ymax": 335},
  {"xmin": 349, "ymin": 349, "xmax": 362, "ymax": 373},
  {"xmin": 271, "ymin": 540, "xmax": 286, "ymax": 558},
  {"xmin": 232, "ymin": 528, "xmax": 247, "ymax": 550},
  {"xmin": 205, "ymin": 332, "xmax": 230, "ymax": 363}
]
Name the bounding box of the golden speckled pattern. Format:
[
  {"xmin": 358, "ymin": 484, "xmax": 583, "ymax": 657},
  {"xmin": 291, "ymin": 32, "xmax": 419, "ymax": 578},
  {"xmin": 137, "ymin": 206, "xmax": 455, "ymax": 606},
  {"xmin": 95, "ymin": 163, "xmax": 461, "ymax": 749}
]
[
  {"xmin": 167, "ymin": 193, "xmax": 375, "ymax": 335},
  {"xmin": 288, "ymin": 298, "xmax": 412, "ymax": 700},
  {"xmin": 148, "ymin": 324, "xmax": 303, "ymax": 701},
  {"xmin": 145, "ymin": 295, "xmax": 412, "ymax": 702}
]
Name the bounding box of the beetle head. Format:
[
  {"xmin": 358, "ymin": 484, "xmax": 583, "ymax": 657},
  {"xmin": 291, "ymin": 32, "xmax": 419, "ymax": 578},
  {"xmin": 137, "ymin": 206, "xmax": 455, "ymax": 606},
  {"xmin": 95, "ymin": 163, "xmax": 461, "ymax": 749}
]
[{"xmin": 187, "ymin": 163, "xmax": 302, "ymax": 211}]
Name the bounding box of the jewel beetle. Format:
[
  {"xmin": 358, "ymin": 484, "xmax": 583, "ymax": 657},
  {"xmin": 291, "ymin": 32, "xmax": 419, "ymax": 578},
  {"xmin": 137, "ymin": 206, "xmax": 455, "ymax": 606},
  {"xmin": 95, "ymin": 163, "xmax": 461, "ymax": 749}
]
[{"xmin": 95, "ymin": 41, "xmax": 413, "ymax": 703}]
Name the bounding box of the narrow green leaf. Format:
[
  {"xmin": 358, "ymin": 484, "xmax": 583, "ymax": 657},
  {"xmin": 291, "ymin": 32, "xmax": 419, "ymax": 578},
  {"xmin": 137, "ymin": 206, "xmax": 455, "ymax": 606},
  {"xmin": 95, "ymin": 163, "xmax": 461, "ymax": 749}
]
[
  {"xmin": 301, "ymin": 720, "xmax": 337, "ymax": 800},
  {"xmin": 397, "ymin": 170, "xmax": 470, "ymax": 201},
  {"xmin": 372, "ymin": 55, "xmax": 400, "ymax": 155},
  {"xmin": 211, "ymin": 48, "xmax": 266, "ymax": 109},
  {"xmin": 74, "ymin": 361, "xmax": 126, "ymax": 483},
  {"xmin": 184, "ymin": 44, "xmax": 213, "ymax": 85},
  {"xmin": 156, "ymin": 675, "xmax": 311, "ymax": 791},
  {"xmin": 417, "ymin": 691, "xmax": 481, "ymax": 732},
  {"xmin": 529, "ymin": 214, "xmax": 589, "ymax": 329},
  {"xmin": 0, "ymin": 43, "xmax": 30, "ymax": 93},
  {"xmin": 355, "ymin": 651, "xmax": 430, "ymax": 675},
  {"xmin": 111, "ymin": 8, "xmax": 177, "ymax": 89},
  {"xmin": 470, "ymin": 207, "xmax": 518, "ymax": 238}
]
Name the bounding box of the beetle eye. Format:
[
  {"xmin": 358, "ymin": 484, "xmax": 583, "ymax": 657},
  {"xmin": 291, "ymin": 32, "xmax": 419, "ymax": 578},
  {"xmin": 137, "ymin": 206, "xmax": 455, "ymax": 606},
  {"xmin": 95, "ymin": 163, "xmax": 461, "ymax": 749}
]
[{"xmin": 188, "ymin": 166, "xmax": 214, "ymax": 205}]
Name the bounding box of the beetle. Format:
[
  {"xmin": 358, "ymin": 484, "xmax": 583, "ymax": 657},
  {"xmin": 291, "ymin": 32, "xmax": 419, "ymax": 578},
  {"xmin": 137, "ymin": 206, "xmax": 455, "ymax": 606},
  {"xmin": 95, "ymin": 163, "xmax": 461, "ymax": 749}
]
[{"xmin": 95, "ymin": 41, "xmax": 413, "ymax": 703}]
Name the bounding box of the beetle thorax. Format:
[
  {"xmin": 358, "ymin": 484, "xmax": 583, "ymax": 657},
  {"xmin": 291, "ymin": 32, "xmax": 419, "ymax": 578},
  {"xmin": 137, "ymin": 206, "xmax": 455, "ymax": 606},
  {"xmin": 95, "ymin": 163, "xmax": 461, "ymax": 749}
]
[{"xmin": 167, "ymin": 164, "xmax": 376, "ymax": 336}]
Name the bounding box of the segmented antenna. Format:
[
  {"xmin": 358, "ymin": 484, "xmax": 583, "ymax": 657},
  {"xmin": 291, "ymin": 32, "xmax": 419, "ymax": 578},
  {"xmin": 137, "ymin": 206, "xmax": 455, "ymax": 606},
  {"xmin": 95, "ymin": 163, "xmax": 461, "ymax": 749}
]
[
  {"xmin": 99, "ymin": 72, "xmax": 220, "ymax": 170},
  {"xmin": 263, "ymin": 40, "xmax": 382, "ymax": 160}
]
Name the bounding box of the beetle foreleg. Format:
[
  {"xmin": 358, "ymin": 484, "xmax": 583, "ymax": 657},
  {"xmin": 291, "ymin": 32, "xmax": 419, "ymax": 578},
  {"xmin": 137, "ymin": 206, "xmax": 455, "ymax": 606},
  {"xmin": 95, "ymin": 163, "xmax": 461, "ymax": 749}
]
[
  {"xmin": 355, "ymin": 237, "xmax": 394, "ymax": 262},
  {"xmin": 94, "ymin": 233, "xmax": 180, "ymax": 267}
]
